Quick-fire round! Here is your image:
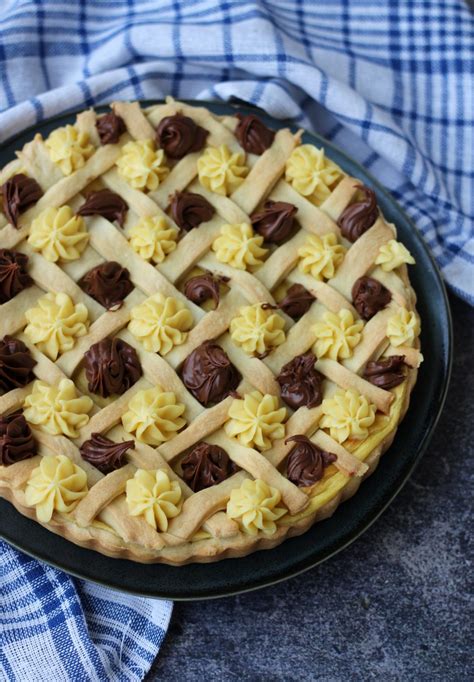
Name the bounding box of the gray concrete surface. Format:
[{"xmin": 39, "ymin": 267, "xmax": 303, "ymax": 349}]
[{"xmin": 149, "ymin": 293, "xmax": 473, "ymax": 681}]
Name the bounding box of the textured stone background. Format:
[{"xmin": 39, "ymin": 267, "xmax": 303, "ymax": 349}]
[{"xmin": 149, "ymin": 294, "xmax": 473, "ymax": 681}]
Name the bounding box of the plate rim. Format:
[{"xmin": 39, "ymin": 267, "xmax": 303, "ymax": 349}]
[{"xmin": 0, "ymin": 99, "xmax": 453, "ymax": 600}]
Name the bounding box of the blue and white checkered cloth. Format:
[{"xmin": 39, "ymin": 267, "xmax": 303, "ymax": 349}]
[
  {"xmin": 0, "ymin": 0, "xmax": 473, "ymax": 679},
  {"xmin": 1, "ymin": 540, "xmax": 172, "ymax": 681}
]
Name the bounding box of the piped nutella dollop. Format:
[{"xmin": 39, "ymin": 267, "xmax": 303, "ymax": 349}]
[
  {"xmin": 364, "ymin": 355, "xmax": 407, "ymax": 389},
  {"xmin": 235, "ymin": 113, "xmax": 275, "ymax": 155},
  {"xmin": 276, "ymin": 351, "xmax": 323, "ymax": 410},
  {"xmin": 84, "ymin": 338, "xmax": 142, "ymax": 398},
  {"xmin": 0, "ymin": 248, "xmax": 33, "ymax": 304},
  {"xmin": 181, "ymin": 441, "xmax": 236, "ymax": 492},
  {"xmin": 352, "ymin": 276, "xmax": 391, "ymax": 320},
  {"xmin": 0, "ymin": 335, "xmax": 36, "ymax": 392},
  {"xmin": 79, "ymin": 261, "xmax": 134, "ymax": 310},
  {"xmin": 0, "ymin": 411, "xmax": 37, "ymax": 466},
  {"xmin": 96, "ymin": 111, "xmax": 126, "ymax": 145},
  {"xmin": 156, "ymin": 114, "xmax": 208, "ymax": 159},
  {"xmin": 170, "ymin": 191, "xmax": 215, "ymax": 231},
  {"xmin": 250, "ymin": 200, "xmax": 297, "ymax": 244},
  {"xmin": 338, "ymin": 185, "xmax": 378, "ymax": 242},
  {"xmin": 80, "ymin": 432, "xmax": 135, "ymax": 474},
  {"xmin": 1, "ymin": 174, "xmax": 43, "ymax": 227},
  {"xmin": 286, "ymin": 435, "xmax": 337, "ymax": 487},
  {"xmin": 181, "ymin": 341, "xmax": 241, "ymax": 406},
  {"xmin": 277, "ymin": 283, "xmax": 315, "ymax": 319},
  {"xmin": 184, "ymin": 272, "xmax": 225, "ymax": 307},
  {"xmin": 77, "ymin": 189, "xmax": 128, "ymax": 228}
]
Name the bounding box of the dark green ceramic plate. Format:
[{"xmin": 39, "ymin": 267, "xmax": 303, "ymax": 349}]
[{"xmin": 0, "ymin": 101, "xmax": 452, "ymax": 600}]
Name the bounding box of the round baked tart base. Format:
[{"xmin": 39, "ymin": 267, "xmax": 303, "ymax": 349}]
[{"xmin": 0, "ymin": 98, "xmax": 424, "ymax": 567}]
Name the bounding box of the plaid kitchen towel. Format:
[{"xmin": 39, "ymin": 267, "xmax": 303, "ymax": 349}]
[
  {"xmin": 0, "ymin": 541, "xmax": 172, "ymax": 681},
  {"xmin": 0, "ymin": 0, "xmax": 472, "ymax": 301},
  {"xmin": 0, "ymin": 0, "xmax": 472, "ymax": 680}
]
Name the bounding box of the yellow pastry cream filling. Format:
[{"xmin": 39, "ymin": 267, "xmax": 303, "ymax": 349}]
[
  {"xmin": 128, "ymin": 292, "xmax": 193, "ymax": 354},
  {"xmin": 387, "ymin": 307, "xmax": 420, "ymax": 347},
  {"xmin": 297, "ymin": 233, "xmax": 346, "ymax": 280},
  {"xmin": 28, "ymin": 205, "xmax": 89, "ymax": 262},
  {"xmin": 375, "ymin": 239, "xmax": 415, "ymax": 271},
  {"xmin": 280, "ymin": 381, "xmax": 407, "ymax": 527},
  {"xmin": 121, "ymin": 386, "xmax": 186, "ymax": 445},
  {"xmin": 320, "ymin": 388, "xmax": 376, "ymax": 444},
  {"xmin": 45, "ymin": 125, "xmax": 94, "ymax": 176},
  {"xmin": 225, "ymin": 391, "xmax": 286, "ymax": 452},
  {"xmin": 23, "ymin": 379, "xmax": 93, "ymax": 437},
  {"xmin": 230, "ymin": 303, "xmax": 285, "ymax": 356},
  {"xmin": 312, "ymin": 309, "xmax": 363, "ymax": 360},
  {"xmin": 197, "ymin": 144, "xmax": 248, "ymax": 196},
  {"xmin": 25, "ymin": 454, "xmax": 88, "ymax": 523},
  {"xmin": 125, "ymin": 468, "xmax": 182, "ymax": 531},
  {"xmin": 116, "ymin": 139, "xmax": 169, "ymax": 191},
  {"xmin": 128, "ymin": 215, "xmax": 178, "ymax": 264},
  {"xmin": 285, "ymin": 144, "xmax": 343, "ymax": 205},
  {"xmin": 227, "ymin": 478, "xmax": 287, "ymax": 536},
  {"xmin": 212, "ymin": 222, "xmax": 267, "ymax": 270},
  {"xmin": 24, "ymin": 292, "xmax": 89, "ymax": 361}
]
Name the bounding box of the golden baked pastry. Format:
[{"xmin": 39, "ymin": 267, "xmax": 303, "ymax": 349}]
[{"xmin": 0, "ymin": 99, "xmax": 421, "ymax": 564}]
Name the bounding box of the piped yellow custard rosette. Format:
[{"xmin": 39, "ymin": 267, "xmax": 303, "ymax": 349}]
[
  {"xmin": 121, "ymin": 386, "xmax": 186, "ymax": 445},
  {"xmin": 312, "ymin": 309, "xmax": 363, "ymax": 360},
  {"xmin": 285, "ymin": 144, "xmax": 343, "ymax": 205},
  {"xmin": 23, "ymin": 379, "xmax": 93, "ymax": 437},
  {"xmin": 212, "ymin": 223, "xmax": 267, "ymax": 270},
  {"xmin": 126, "ymin": 469, "xmax": 182, "ymax": 531},
  {"xmin": 225, "ymin": 391, "xmax": 286, "ymax": 452},
  {"xmin": 298, "ymin": 233, "xmax": 345, "ymax": 280},
  {"xmin": 320, "ymin": 389, "xmax": 376, "ymax": 444},
  {"xmin": 197, "ymin": 144, "xmax": 248, "ymax": 195},
  {"xmin": 128, "ymin": 293, "xmax": 193, "ymax": 354},
  {"xmin": 28, "ymin": 206, "xmax": 89, "ymax": 262},
  {"xmin": 116, "ymin": 140, "xmax": 169, "ymax": 190},
  {"xmin": 25, "ymin": 454, "xmax": 88, "ymax": 522},
  {"xmin": 24, "ymin": 292, "xmax": 89, "ymax": 361},
  {"xmin": 45, "ymin": 125, "xmax": 94, "ymax": 175},
  {"xmin": 230, "ymin": 303, "xmax": 285, "ymax": 356},
  {"xmin": 227, "ymin": 478, "xmax": 287, "ymax": 535},
  {"xmin": 128, "ymin": 216, "xmax": 178, "ymax": 264}
]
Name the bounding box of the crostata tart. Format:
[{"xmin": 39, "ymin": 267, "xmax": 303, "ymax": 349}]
[{"xmin": 0, "ymin": 99, "xmax": 421, "ymax": 564}]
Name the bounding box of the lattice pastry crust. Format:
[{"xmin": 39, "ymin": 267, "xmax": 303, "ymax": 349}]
[{"xmin": 0, "ymin": 99, "xmax": 421, "ymax": 564}]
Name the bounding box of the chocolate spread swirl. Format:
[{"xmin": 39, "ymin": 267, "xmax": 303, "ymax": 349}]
[
  {"xmin": 352, "ymin": 276, "xmax": 391, "ymax": 320},
  {"xmin": 1, "ymin": 174, "xmax": 43, "ymax": 227},
  {"xmin": 250, "ymin": 200, "xmax": 297, "ymax": 244},
  {"xmin": 235, "ymin": 113, "xmax": 275, "ymax": 155},
  {"xmin": 364, "ymin": 355, "xmax": 407, "ymax": 389},
  {"xmin": 278, "ymin": 284, "xmax": 315, "ymax": 319},
  {"xmin": 181, "ymin": 341, "xmax": 241, "ymax": 406},
  {"xmin": 184, "ymin": 272, "xmax": 225, "ymax": 308},
  {"xmin": 79, "ymin": 261, "xmax": 134, "ymax": 310},
  {"xmin": 181, "ymin": 442, "xmax": 236, "ymax": 492},
  {"xmin": 0, "ymin": 411, "xmax": 37, "ymax": 466},
  {"xmin": 80, "ymin": 433, "xmax": 135, "ymax": 474},
  {"xmin": 77, "ymin": 189, "xmax": 128, "ymax": 228},
  {"xmin": 338, "ymin": 185, "xmax": 378, "ymax": 242},
  {"xmin": 0, "ymin": 336, "xmax": 36, "ymax": 392},
  {"xmin": 156, "ymin": 114, "xmax": 208, "ymax": 159},
  {"xmin": 96, "ymin": 111, "xmax": 126, "ymax": 145},
  {"xmin": 286, "ymin": 435, "xmax": 337, "ymax": 487},
  {"xmin": 84, "ymin": 338, "xmax": 142, "ymax": 398},
  {"xmin": 170, "ymin": 191, "xmax": 215, "ymax": 231},
  {"xmin": 0, "ymin": 248, "xmax": 33, "ymax": 304},
  {"xmin": 277, "ymin": 352, "xmax": 323, "ymax": 410}
]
